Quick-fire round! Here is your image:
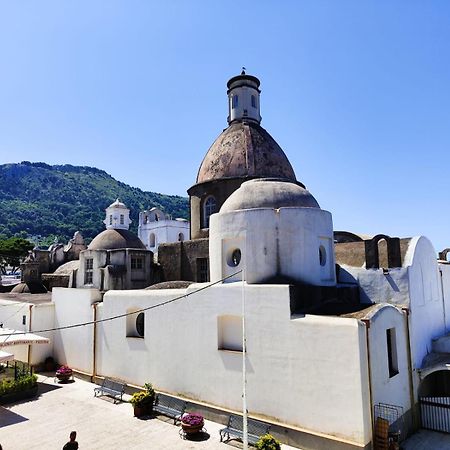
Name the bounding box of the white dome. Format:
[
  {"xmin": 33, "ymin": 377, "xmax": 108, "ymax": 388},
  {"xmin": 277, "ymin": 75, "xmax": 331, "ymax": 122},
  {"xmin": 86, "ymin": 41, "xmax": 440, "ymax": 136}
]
[
  {"xmin": 220, "ymin": 178, "xmax": 319, "ymax": 213},
  {"xmin": 108, "ymin": 198, "xmax": 128, "ymax": 209}
]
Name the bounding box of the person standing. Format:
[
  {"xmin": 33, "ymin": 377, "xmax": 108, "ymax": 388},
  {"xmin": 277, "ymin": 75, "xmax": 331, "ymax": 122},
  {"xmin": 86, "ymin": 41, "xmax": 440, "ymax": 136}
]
[{"xmin": 63, "ymin": 431, "xmax": 78, "ymax": 450}]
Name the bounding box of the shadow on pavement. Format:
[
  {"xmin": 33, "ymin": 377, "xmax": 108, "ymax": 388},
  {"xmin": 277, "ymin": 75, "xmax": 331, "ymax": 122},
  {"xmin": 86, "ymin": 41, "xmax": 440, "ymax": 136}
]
[{"xmin": 0, "ymin": 406, "xmax": 28, "ymax": 428}]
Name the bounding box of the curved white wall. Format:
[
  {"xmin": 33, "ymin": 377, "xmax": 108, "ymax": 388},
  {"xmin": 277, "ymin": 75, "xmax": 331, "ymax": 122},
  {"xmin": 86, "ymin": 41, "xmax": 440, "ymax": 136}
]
[
  {"xmin": 407, "ymin": 236, "xmax": 445, "ymax": 370},
  {"xmin": 209, "ymin": 207, "xmax": 335, "ymax": 286}
]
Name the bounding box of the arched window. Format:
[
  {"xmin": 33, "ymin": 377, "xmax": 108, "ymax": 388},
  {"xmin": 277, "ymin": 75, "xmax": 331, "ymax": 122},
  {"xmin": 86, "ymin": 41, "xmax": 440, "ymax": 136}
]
[
  {"xmin": 178, "ymin": 233, "xmax": 184, "ymax": 242},
  {"xmin": 109, "ymin": 215, "xmax": 113, "ymax": 225},
  {"xmin": 202, "ymin": 196, "xmax": 217, "ymax": 228},
  {"xmin": 319, "ymin": 245, "xmax": 326, "ymax": 266},
  {"xmin": 149, "ymin": 233, "xmax": 156, "ymax": 248},
  {"xmin": 120, "ymin": 214, "xmax": 124, "ymax": 225}
]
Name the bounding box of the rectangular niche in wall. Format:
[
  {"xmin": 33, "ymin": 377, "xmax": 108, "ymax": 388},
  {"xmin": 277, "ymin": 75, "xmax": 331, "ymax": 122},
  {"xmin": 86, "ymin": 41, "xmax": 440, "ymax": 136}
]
[
  {"xmin": 218, "ymin": 315, "xmax": 243, "ymax": 352},
  {"xmin": 386, "ymin": 327, "xmax": 399, "ymax": 378}
]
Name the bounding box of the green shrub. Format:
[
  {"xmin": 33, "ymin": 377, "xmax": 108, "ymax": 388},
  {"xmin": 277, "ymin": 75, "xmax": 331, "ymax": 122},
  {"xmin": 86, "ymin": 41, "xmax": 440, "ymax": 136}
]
[
  {"xmin": 130, "ymin": 382, "xmax": 155, "ymax": 407},
  {"xmin": 255, "ymin": 434, "xmax": 282, "ymax": 450},
  {"xmin": 0, "ymin": 374, "xmax": 37, "ymax": 396}
]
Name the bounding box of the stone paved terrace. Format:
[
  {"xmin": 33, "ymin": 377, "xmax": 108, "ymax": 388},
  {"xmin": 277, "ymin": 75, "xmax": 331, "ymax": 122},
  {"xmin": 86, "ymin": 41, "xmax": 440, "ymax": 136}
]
[
  {"xmin": 0, "ymin": 374, "xmax": 299, "ymax": 450},
  {"xmin": 401, "ymin": 429, "xmax": 450, "ymax": 449}
]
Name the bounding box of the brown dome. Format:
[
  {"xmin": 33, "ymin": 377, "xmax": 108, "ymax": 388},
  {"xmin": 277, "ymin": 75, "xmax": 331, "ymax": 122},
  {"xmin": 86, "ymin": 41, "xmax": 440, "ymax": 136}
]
[
  {"xmin": 88, "ymin": 229, "xmax": 146, "ymax": 251},
  {"xmin": 196, "ymin": 121, "xmax": 296, "ymax": 184}
]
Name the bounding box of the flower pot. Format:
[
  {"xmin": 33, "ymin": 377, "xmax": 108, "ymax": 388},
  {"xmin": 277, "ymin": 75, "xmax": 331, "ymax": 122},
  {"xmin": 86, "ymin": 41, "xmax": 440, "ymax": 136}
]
[
  {"xmin": 133, "ymin": 403, "xmax": 153, "ymax": 417},
  {"xmin": 181, "ymin": 421, "xmax": 204, "ymax": 435},
  {"xmin": 56, "ymin": 373, "xmax": 72, "ymax": 383}
]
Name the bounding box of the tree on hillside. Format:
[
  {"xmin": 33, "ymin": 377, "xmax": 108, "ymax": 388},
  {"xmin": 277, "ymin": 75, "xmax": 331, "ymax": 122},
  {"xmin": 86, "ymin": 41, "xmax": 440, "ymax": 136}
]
[{"xmin": 0, "ymin": 237, "xmax": 34, "ymax": 274}]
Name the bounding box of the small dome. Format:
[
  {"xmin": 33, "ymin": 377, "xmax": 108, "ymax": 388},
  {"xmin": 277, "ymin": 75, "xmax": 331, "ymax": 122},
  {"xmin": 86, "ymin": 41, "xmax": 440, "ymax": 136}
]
[
  {"xmin": 53, "ymin": 260, "xmax": 80, "ymax": 275},
  {"xmin": 108, "ymin": 198, "xmax": 127, "ymax": 209},
  {"xmin": 11, "ymin": 281, "xmax": 47, "ymax": 294},
  {"xmin": 88, "ymin": 229, "xmax": 146, "ymax": 251},
  {"xmin": 146, "ymin": 281, "xmax": 194, "ymax": 290},
  {"xmin": 220, "ymin": 178, "xmax": 320, "ymax": 213},
  {"xmin": 196, "ymin": 122, "xmax": 296, "ymax": 184}
]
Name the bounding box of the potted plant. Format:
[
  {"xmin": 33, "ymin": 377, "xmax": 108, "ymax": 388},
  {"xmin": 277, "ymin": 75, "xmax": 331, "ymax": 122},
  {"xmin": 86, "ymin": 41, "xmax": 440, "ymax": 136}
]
[
  {"xmin": 55, "ymin": 365, "xmax": 73, "ymax": 383},
  {"xmin": 130, "ymin": 382, "xmax": 154, "ymax": 417},
  {"xmin": 181, "ymin": 412, "xmax": 204, "ymax": 435},
  {"xmin": 255, "ymin": 434, "xmax": 281, "ymax": 450}
]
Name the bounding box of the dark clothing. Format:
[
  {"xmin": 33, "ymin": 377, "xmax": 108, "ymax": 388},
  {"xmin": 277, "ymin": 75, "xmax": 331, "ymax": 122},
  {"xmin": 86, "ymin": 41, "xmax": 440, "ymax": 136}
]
[{"xmin": 63, "ymin": 441, "xmax": 78, "ymax": 450}]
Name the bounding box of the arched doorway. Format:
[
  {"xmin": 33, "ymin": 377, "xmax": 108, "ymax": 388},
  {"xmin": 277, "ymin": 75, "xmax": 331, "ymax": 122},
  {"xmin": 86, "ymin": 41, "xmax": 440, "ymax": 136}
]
[{"xmin": 419, "ymin": 369, "xmax": 450, "ymax": 433}]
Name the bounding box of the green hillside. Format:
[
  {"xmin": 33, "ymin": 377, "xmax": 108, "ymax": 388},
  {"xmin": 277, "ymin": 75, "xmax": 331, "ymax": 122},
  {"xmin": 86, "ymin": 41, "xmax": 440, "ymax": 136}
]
[{"xmin": 0, "ymin": 161, "xmax": 189, "ymax": 244}]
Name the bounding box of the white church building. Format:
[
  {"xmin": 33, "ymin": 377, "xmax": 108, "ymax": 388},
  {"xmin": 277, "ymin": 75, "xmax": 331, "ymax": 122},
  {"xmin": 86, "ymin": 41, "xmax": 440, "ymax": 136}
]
[
  {"xmin": 138, "ymin": 207, "xmax": 189, "ymax": 254},
  {"xmin": 2, "ymin": 72, "xmax": 450, "ymax": 450}
]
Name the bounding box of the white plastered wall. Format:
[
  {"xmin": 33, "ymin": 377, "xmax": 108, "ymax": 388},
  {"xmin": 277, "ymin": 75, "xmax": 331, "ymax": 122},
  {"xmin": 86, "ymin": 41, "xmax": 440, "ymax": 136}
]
[
  {"xmin": 438, "ymin": 263, "xmax": 450, "ymax": 331},
  {"xmin": 0, "ymin": 300, "xmax": 31, "ymax": 362},
  {"xmin": 0, "ymin": 300, "xmax": 54, "ymax": 364},
  {"xmin": 53, "ymin": 287, "xmax": 101, "ymax": 372},
  {"xmin": 138, "ymin": 220, "xmax": 190, "ymax": 252},
  {"xmin": 29, "ymin": 303, "xmax": 55, "ymax": 365},
  {"xmin": 407, "ymin": 237, "xmax": 445, "ymax": 371},
  {"xmin": 368, "ymin": 305, "xmax": 411, "ymax": 414},
  {"xmin": 95, "ymin": 283, "xmax": 371, "ymax": 446},
  {"xmin": 210, "ymin": 207, "xmax": 335, "ymax": 286}
]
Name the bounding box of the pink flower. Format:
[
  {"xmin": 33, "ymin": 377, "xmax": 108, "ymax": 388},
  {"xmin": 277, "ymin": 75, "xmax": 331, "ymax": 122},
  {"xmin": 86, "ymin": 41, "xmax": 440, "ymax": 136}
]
[
  {"xmin": 182, "ymin": 413, "xmax": 204, "ymax": 426},
  {"xmin": 56, "ymin": 365, "xmax": 72, "ymax": 376}
]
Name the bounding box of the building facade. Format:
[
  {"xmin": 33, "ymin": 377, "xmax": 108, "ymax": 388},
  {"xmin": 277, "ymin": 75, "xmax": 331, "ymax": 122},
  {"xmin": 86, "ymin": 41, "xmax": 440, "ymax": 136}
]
[{"xmin": 3, "ymin": 72, "xmax": 450, "ymax": 449}]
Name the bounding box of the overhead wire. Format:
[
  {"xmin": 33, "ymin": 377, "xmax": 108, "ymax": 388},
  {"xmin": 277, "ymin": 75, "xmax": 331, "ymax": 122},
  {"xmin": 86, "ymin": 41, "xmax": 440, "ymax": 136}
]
[{"xmin": 0, "ymin": 270, "xmax": 243, "ymax": 337}]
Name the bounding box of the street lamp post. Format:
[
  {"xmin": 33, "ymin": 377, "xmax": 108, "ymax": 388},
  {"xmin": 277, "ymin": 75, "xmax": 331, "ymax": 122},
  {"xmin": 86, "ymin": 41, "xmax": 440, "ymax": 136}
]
[{"xmin": 242, "ymin": 266, "xmax": 248, "ymax": 449}]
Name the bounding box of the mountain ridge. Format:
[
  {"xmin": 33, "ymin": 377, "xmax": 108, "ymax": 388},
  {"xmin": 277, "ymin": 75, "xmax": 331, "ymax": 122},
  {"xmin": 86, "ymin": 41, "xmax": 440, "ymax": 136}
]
[{"xmin": 0, "ymin": 161, "xmax": 189, "ymax": 244}]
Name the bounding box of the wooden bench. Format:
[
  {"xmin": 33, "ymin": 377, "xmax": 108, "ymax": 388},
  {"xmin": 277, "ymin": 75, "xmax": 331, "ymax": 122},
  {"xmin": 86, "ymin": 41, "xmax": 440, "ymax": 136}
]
[
  {"xmin": 94, "ymin": 378, "xmax": 126, "ymax": 404},
  {"xmin": 153, "ymin": 393, "xmax": 187, "ymax": 424},
  {"xmin": 219, "ymin": 414, "xmax": 270, "ymax": 445}
]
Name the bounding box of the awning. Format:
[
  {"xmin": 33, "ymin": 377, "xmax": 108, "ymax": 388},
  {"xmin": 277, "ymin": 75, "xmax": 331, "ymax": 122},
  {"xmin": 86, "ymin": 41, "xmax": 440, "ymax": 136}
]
[
  {"xmin": 0, "ymin": 328, "xmax": 50, "ymax": 347},
  {"xmin": 0, "ymin": 350, "xmax": 14, "ymax": 362}
]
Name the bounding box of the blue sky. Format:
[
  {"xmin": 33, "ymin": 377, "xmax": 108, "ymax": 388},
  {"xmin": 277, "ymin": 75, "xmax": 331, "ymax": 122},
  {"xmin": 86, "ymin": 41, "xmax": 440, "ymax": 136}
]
[{"xmin": 0, "ymin": 1, "xmax": 449, "ymax": 251}]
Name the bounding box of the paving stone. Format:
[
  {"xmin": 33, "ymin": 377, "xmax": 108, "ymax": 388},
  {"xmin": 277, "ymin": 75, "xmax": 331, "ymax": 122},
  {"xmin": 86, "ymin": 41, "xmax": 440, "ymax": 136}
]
[{"xmin": 0, "ymin": 374, "xmax": 298, "ymax": 450}]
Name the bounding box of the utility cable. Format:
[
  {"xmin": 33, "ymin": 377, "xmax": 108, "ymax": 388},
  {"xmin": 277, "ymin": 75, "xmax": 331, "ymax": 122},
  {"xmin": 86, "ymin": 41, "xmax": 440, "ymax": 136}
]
[{"xmin": 0, "ymin": 270, "xmax": 243, "ymax": 337}]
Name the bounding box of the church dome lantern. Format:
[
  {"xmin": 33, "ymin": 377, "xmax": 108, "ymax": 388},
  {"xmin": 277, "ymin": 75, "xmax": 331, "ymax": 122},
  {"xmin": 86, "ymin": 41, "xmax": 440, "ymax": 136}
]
[
  {"xmin": 103, "ymin": 198, "xmax": 132, "ymax": 231},
  {"xmin": 188, "ymin": 71, "xmax": 298, "ymax": 239},
  {"xmin": 227, "ymin": 69, "xmax": 262, "ymax": 125}
]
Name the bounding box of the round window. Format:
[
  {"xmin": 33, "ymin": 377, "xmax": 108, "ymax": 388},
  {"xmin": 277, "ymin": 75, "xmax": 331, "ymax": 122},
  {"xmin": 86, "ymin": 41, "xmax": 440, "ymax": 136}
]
[
  {"xmin": 227, "ymin": 249, "xmax": 241, "ymax": 267},
  {"xmin": 136, "ymin": 312, "xmax": 145, "ymax": 337},
  {"xmin": 319, "ymin": 245, "xmax": 326, "ymax": 267}
]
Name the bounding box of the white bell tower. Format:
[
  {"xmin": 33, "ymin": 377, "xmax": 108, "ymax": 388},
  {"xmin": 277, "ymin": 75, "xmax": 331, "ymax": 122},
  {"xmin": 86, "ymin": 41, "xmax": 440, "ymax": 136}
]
[
  {"xmin": 103, "ymin": 199, "xmax": 131, "ymax": 230},
  {"xmin": 227, "ymin": 69, "xmax": 262, "ymax": 125}
]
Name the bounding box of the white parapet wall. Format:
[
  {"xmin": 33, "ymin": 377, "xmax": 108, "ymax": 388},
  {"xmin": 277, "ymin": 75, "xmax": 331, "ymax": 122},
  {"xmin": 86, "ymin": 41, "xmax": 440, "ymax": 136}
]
[
  {"xmin": 29, "ymin": 302, "xmax": 55, "ymax": 365},
  {"xmin": 366, "ymin": 305, "xmax": 412, "ymax": 414},
  {"xmin": 0, "ymin": 299, "xmax": 54, "ymax": 365},
  {"xmin": 94, "ymin": 283, "xmax": 371, "ymax": 446},
  {"xmin": 0, "ymin": 300, "xmax": 31, "ymax": 363},
  {"xmin": 53, "ymin": 287, "xmax": 101, "ymax": 373}
]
